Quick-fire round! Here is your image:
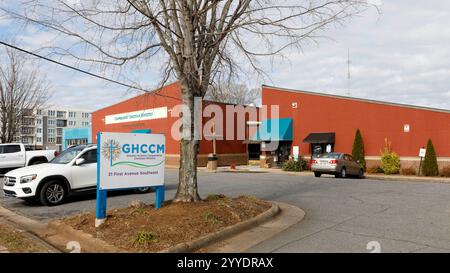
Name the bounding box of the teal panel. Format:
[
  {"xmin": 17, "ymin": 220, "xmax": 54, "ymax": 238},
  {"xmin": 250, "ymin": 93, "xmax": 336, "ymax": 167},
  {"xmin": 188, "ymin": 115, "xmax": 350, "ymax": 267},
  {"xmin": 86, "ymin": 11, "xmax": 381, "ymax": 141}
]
[
  {"xmin": 252, "ymin": 118, "xmax": 293, "ymax": 141},
  {"xmin": 62, "ymin": 127, "xmax": 92, "ymax": 150}
]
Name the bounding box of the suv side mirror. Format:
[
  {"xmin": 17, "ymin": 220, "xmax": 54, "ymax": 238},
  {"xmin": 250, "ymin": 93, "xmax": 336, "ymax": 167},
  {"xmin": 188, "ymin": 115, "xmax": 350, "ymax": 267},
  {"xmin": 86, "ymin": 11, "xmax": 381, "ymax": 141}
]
[{"xmin": 75, "ymin": 158, "xmax": 86, "ymax": 166}]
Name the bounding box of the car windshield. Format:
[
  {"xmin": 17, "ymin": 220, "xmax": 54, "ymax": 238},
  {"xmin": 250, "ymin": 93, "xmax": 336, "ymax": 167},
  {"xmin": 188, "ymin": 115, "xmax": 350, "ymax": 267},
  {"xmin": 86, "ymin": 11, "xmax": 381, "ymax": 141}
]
[
  {"xmin": 50, "ymin": 146, "xmax": 86, "ymax": 164},
  {"xmin": 316, "ymin": 153, "xmax": 341, "ymax": 159}
]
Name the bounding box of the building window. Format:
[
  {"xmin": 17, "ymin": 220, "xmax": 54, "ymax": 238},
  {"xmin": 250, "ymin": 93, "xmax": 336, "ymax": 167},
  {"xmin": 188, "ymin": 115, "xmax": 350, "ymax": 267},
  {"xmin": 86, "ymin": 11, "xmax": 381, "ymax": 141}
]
[
  {"xmin": 36, "ymin": 128, "xmax": 42, "ymax": 134},
  {"xmin": 36, "ymin": 119, "xmax": 42, "ymax": 125},
  {"xmin": 57, "ymin": 111, "xmax": 66, "ymax": 118},
  {"xmin": 37, "ymin": 137, "xmax": 42, "ymax": 142},
  {"xmin": 57, "ymin": 128, "xmax": 63, "ymax": 136},
  {"xmin": 37, "ymin": 109, "xmax": 42, "ymax": 115},
  {"xmin": 48, "ymin": 110, "xmax": 55, "ymax": 117}
]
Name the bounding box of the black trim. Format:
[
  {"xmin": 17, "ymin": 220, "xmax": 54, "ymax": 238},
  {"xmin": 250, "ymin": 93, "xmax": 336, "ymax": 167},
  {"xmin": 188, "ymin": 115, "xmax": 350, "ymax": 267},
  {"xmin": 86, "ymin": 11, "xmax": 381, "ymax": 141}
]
[
  {"xmin": 303, "ymin": 132, "xmax": 336, "ymax": 144},
  {"xmin": 71, "ymin": 186, "xmax": 96, "ymax": 193}
]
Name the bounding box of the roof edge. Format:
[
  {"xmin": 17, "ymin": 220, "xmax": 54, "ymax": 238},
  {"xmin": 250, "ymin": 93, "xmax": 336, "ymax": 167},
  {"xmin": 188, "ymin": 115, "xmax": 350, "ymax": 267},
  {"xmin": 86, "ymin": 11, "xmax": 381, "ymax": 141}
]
[{"xmin": 262, "ymin": 84, "xmax": 450, "ymax": 114}]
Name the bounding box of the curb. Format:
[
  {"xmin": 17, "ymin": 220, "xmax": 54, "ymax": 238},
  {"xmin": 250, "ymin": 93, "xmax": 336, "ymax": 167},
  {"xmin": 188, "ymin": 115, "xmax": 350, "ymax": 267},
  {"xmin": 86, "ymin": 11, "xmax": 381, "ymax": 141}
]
[
  {"xmin": 159, "ymin": 203, "xmax": 280, "ymax": 253},
  {"xmin": 47, "ymin": 220, "xmax": 124, "ymax": 253},
  {"xmin": 0, "ymin": 206, "xmax": 61, "ymax": 253},
  {"xmin": 199, "ymin": 202, "xmax": 306, "ymax": 253},
  {"xmin": 365, "ymin": 174, "xmax": 450, "ymax": 184}
]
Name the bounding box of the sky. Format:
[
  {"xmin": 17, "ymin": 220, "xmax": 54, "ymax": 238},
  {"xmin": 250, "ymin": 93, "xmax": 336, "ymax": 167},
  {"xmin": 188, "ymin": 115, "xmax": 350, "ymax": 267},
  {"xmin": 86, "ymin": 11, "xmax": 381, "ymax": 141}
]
[{"xmin": 1, "ymin": 0, "xmax": 450, "ymax": 111}]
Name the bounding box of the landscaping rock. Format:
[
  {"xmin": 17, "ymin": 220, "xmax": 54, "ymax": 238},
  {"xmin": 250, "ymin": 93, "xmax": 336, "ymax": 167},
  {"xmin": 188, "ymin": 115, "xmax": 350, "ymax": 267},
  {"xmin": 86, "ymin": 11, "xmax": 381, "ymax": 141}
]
[{"xmin": 130, "ymin": 200, "xmax": 146, "ymax": 208}]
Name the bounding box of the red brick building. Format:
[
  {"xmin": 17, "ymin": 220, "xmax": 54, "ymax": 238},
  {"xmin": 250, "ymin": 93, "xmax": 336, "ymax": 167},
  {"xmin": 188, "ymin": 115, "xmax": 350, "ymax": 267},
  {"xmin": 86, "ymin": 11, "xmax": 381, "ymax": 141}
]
[
  {"xmin": 92, "ymin": 82, "xmax": 450, "ymax": 170},
  {"xmin": 261, "ymin": 85, "xmax": 450, "ymax": 170},
  {"xmin": 91, "ymin": 82, "xmax": 256, "ymax": 167}
]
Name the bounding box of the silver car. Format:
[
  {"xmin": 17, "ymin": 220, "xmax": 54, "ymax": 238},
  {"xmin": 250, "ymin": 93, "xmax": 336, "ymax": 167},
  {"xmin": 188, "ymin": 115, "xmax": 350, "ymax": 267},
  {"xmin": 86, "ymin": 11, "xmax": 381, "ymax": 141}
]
[{"xmin": 311, "ymin": 153, "xmax": 364, "ymax": 178}]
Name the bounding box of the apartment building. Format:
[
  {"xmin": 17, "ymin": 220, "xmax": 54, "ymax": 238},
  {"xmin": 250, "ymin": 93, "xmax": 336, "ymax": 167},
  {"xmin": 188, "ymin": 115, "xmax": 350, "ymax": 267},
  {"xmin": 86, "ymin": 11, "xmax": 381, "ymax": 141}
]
[{"xmin": 13, "ymin": 107, "xmax": 92, "ymax": 151}]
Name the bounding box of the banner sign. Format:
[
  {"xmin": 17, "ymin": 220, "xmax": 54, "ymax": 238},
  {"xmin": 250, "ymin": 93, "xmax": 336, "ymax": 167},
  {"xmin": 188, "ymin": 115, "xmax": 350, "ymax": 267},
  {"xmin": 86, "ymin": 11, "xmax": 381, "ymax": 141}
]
[
  {"xmin": 98, "ymin": 132, "xmax": 165, "ymax": 190},
  {"xmin": 419, "ymin": 148, "xmax": 426, "ymax": 158},
  {"xmin": 104, "ymin": 107, "xmax": 167, "ymax": 125}
]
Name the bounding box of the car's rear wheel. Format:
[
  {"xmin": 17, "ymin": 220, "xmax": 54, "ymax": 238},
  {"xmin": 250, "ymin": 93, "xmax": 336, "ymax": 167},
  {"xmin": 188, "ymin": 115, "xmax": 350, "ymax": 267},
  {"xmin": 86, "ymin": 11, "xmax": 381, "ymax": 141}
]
[
  {"xmin": 358, "ymin": 169, "xmax": 364, "ymax": 179},
  {"xmin": 314, "ymin": 172, "xmax": 322, "ymax": 178},
  {"xmin": 39, "ymin": 180, "xmax": 66, "ymax": 206},
  {"xmin": 336, "ymin": 168, "xmax": 346, "ymax": 178}
]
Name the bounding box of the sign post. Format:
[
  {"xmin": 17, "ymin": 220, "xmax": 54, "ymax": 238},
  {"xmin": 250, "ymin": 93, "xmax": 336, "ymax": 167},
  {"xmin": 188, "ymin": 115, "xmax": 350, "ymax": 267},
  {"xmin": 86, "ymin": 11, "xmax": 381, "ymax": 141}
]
[
  {"xmin": 95, "ymin": 131, "xmax": 165, "ymax": 227},
  {"xmin": 418, "ymin": 147, "xmax": 426, "ymax": 176}
]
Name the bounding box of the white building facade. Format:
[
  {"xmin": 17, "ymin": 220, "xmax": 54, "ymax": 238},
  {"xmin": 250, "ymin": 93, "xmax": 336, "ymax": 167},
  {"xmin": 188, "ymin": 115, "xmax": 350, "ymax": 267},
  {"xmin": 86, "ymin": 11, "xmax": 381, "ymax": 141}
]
[{"xmin": 13, "ymin": 107, "xmax": 92, "ymax": 151}]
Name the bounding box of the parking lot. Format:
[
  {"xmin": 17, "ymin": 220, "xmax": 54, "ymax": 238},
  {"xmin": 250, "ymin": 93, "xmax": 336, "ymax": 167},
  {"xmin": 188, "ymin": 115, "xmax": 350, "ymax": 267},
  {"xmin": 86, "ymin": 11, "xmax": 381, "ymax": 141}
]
[{"xmin": 2, "ymin": 169, "xmax": 450, "ymax": 252}]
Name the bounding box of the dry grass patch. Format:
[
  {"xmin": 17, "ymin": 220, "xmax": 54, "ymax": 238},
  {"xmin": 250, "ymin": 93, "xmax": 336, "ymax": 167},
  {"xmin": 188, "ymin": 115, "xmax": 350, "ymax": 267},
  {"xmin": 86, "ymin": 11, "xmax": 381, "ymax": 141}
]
[{"xmin": 0, "ymin": 224, "xmax": 49, "ymax": 253}]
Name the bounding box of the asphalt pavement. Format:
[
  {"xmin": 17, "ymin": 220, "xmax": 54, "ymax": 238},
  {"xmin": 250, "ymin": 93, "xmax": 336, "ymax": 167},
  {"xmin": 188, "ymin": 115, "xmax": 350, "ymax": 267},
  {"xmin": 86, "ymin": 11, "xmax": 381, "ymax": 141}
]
[{"xmin": 2, "ymin": 169, "xmax": 450, "ymax": 252}]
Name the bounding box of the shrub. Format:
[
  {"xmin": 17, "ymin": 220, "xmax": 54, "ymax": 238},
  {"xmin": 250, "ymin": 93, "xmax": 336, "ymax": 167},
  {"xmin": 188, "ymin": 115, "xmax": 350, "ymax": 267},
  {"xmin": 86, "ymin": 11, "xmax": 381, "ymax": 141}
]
[
  {"xmin": 205, "ymin": 194, "xmax": 227, "ymax": 201},
  {"xmin": 367, "ymin": 165, "xmax": 383, "ymax": 174},
  {"xmin": 204, "ymin": 212, "xmax": 222, "ymax": 224},
  {"xmin": 133, "ymin": 231, "xmax": 158, "ymax": 247},
  {"xmin": 401, "ymin": 167, "xmax": 417, "ymax": 176},
  {"xmin": 352, "ymin": 129, "xmax": 366, "ymax": 170},
  {"xmin": 282, "ymin": 157, "xmax": 307, "ymax": 172},
  {"xmin": 380, "ymin": 138, "xmax": 401, "ymax": 175},
  {"xmin": 440, "ymin": 166, "xmax": 450, "ymax": 177},
  {"xmin": 422, "ymin": 139, "xmax": 439, "ymax": 177}
]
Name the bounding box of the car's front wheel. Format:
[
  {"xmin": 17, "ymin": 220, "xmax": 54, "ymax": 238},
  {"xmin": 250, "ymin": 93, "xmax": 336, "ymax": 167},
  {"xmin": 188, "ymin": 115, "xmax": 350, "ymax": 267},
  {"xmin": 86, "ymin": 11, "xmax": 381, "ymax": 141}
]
[{"xmin": 39, "ymin": 180, "xmax": 67, "ymax": 206}]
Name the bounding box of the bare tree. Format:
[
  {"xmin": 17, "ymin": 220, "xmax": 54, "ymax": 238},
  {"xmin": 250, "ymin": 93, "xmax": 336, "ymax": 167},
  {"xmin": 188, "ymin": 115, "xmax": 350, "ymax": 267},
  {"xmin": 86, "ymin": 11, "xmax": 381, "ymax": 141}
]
[
  {"xmin": 0, "ymin": 46, "xmax": 49, "ymax": 144},
  {"xmin": 1, "ymin": 0, "xmax": 375, "ymax": 202},
  {"xmin": 205, "ymin": 83, "xmax": 260, "ymax": 105}
]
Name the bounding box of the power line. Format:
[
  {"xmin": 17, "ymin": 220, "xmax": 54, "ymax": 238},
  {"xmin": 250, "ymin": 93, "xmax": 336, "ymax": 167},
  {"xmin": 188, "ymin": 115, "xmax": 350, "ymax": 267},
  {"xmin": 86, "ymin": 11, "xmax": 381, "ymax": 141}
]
[{"xmin": 0, "ymin": 41, "xmax": 181, "ymax": 101}]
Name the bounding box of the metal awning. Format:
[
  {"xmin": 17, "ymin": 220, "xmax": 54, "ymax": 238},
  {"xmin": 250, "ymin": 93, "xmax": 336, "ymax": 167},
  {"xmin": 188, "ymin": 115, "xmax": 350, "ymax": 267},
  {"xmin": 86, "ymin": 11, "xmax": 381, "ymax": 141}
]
[
  {"xmin": 303, "ymin": 132, "xmax": 335, "ymax": 144},
  {"xmin": 251, "ymin": 118, "xmax": 293, "ymax": 142}
]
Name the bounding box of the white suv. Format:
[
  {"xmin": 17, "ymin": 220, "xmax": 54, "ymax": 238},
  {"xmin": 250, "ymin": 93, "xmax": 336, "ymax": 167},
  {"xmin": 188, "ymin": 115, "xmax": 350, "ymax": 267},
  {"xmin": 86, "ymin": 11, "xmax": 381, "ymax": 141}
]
[
  {"xmin": 3, "ymin": 144, "xmax": 151, "ymax": 206},
  {"xmin": 3, "ymin": 145, "xmax": 98, "ymax": 205}
]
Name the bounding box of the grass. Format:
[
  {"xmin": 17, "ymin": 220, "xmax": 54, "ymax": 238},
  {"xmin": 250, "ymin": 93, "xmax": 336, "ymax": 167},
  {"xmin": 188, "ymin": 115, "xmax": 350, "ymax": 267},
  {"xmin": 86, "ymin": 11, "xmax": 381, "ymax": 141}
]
[
  {"xmin": 133, "ymin": 231, "xmax": 158, "ymax": 247},
  {"xmin": 0, "ymin": 224, "xmax": 47, "ymax": 253},
  {"xmin": 204, "ymin": 212, "xmax": 222, "ymax": 225},
  {"xmin": 205, "ymin": 194, "xmax": 227, "ymax": 201}
]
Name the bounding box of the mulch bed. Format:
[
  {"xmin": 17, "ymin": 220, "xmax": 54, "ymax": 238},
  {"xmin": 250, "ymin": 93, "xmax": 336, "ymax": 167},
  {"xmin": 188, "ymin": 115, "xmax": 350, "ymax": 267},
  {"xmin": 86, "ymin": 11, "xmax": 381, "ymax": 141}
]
[{"xmin": 61, "ymin": 195, "xmax": 271, "ymax": 252}]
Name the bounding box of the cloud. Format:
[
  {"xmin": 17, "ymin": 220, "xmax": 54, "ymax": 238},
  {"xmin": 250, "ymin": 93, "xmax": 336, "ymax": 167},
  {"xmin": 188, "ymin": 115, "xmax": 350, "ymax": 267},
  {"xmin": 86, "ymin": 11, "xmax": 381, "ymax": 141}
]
[
  {"xmin": 264, "ymin": 0, "xmax": 450, "ymax": 110},
  {"xmin": 1, "ymin": 0, "xmax": 450, "ymax": 111}
]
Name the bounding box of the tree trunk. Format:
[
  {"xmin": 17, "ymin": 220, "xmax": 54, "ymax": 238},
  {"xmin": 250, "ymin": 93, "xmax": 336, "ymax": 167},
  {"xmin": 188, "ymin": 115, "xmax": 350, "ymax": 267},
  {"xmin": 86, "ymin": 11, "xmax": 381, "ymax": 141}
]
[{"xmin": 173, "ymin": 83, "xmax": 202, "ymax": 202}]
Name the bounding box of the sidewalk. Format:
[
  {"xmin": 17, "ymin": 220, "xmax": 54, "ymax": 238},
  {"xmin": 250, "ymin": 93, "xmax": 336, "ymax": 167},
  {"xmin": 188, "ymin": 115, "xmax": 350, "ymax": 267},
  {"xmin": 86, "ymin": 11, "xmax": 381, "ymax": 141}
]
[{"xmin": 199, "ymin": 165, "xmax": 450, "ymax": 184}]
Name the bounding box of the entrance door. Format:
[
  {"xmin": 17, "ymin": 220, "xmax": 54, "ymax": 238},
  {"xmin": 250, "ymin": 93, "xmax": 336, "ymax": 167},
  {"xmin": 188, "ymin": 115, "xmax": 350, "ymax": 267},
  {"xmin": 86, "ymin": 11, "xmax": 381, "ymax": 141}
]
[
  {"xmin": 248, "ymin": 144, "xmax": 261, "ymax": 160},
  {"xmin": 311, "ymin": 143, "xmax": 334, "ymax": 157},
  {"xmin": 276, "ymin": 141, "xmax": 292, "ymax": 165}
]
